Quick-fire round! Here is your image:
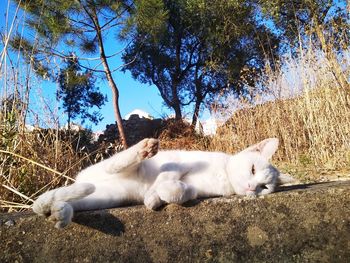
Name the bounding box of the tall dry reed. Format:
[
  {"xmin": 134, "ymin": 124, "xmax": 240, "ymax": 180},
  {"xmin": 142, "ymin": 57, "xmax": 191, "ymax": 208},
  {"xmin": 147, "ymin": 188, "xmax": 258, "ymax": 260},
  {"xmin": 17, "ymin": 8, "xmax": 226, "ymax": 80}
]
[
  {"xmin": 0, "ymin": 0, "xmax": 112, "ymax": 211},
  {"xmin": 209, "ymin": 38, "xmax": 350, "ymax": 170}
]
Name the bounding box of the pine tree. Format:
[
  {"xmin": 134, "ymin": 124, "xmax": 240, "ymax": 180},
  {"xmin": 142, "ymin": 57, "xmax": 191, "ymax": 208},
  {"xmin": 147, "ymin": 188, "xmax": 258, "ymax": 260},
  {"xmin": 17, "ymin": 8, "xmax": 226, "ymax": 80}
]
[
  {"xmin": 57, "ymin": 58, "xmax": 106, "ymax": 129},
  {"xmin": 11, "ymin": 0, "xmax": 163, "ymax": 148},
  {"xmin": 123, "ymin": 0, "xmax": 279, "ymax": 126}
]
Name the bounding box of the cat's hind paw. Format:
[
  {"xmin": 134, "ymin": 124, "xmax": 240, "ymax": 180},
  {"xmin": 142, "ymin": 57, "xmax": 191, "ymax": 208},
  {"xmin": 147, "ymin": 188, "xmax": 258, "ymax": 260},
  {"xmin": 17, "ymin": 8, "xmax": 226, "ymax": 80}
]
[
  {"xmin": 144, "ymin": 189, "xmax": 164, "ymax": 210},
  {"xmin": 48, "ymin": 201, "xmax": 73, "ymax": 229},
  {"xmin": 156, "ymin": 180, "xmax": 197, "ymax": 204},
  {"xmin": 138, "ymin": 138, "xmax": 159, "ymax": 160}
]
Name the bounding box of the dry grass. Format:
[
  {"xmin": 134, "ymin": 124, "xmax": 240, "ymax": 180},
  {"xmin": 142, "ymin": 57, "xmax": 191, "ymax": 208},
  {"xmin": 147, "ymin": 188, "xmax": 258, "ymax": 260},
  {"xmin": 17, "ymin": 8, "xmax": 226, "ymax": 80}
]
[
  {"xmin": 211, "ymin": 89, "xmax": 350, "ymax": 167},
  {"xmin": 0, "ymin": 85, "xmax": 115, "ymax": 212},
  {"xmin": 207, "ymin": 38, "xmax": 350, "ymax": 171},
  {"xmin": 0, "ymin": 123, "xmax": 108, "ymax": 212},
  {"xmin": 0, "ymin": 0, "xmax": 94, "ymax": 211}
]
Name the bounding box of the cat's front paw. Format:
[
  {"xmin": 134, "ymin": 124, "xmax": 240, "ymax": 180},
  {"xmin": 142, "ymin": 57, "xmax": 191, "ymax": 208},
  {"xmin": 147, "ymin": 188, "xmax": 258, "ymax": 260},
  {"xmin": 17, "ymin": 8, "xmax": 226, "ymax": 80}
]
[
  {"xmin": 32, "ymin": 198, "xmax": 51, "ymax": 217},
  {"xmin": 138, "ymin": 138, "xmax": 159, "ymax": 160}
]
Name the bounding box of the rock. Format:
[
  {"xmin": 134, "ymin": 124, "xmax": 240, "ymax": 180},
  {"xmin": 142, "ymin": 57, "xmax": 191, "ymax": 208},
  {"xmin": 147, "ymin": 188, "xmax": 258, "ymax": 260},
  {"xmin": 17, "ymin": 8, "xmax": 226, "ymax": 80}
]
[
  {"xmin": 99, "ymin": 116, "xmax": 164, "ymax": 146},
  {"xmin": 4, "ymin": 219, "xmax": 15, "ymax": 227},
  {"xmin": 0, "ymin": 180, "xmax": 350, "ymax": 263}
]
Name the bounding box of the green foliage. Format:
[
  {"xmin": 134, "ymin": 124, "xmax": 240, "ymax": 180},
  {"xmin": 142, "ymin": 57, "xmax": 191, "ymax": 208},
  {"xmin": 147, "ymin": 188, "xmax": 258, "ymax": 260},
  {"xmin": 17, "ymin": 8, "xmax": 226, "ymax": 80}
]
[
  {"xmin": 126, "ymin": 0, "xmax": 168, "ymax": 42},
  {"xmin": 17, "ymin": 0, "xmax": 75, "ymax": 42},
  {"xmin": 0, "ymin": 95, "xmax": 24, "ymax": 144},
  {"xmin": 123, "ymin": 0, "xmax": 279, "ymax": 124},
  {"xmin": 9, "ymin": 35, "xmax": 51, "ymax": 78},
  {"xmin": 80, "ymin": 37, "xmax": 98, "ymax": 54},
  {"xmin": 298, "ymin": 154, "xmax": 312, "ymax": 167},
  {"xmin": 0, "ymin": 96, "xmax": 23, "ymax": 195},
  {"xmin": 0, "ymin": 110, "xmax": 18, "ymax": 150},
  {"xmin": 259, "ymin": 0, "xmax": 349, "ymax": 48},
  {"xmin": 57, "ymin": 58, "xmax": 107, "ymax": 126},
  {"xmin": 11, "ymin": 0, "xmax": 134, "ymax": 80}
]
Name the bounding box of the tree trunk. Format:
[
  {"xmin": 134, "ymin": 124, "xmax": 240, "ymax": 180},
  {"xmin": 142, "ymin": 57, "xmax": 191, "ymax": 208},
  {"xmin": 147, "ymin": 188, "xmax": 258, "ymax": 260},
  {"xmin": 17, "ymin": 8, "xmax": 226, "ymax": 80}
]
[
  {"xmin": 173, "ymin": 104, "xmax": 182, "ymax": 121},
  {"xmin": 91, "ymin": 11, "xmax": 128, "ymax": 149},
  {"xmin": 192, "ymin": 67, "xmax": 203, "ymax": 128},
  {"xmin": 191, "ymin": 98, "xmax": 201, "ymax": 128},
  {"xmin": 67, "ymin": 114, "xmax": 71, "ymax": 131},
  {"xmin": 101, "ymin": 60, "xmax": 128, "ymax": 149},
  {"xmin": 171, "ymin": 81, "xmax": 182, "ymax": 120},
  {"xmin": 173, "ymin": 39, "xmax": 183, "ymax": 121}
]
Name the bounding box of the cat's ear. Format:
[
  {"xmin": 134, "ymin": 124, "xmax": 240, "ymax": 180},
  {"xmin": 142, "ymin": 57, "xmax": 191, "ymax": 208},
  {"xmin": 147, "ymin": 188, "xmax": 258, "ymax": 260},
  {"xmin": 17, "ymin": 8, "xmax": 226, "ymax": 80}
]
[
  {"xmin": 245, "ymin": 138, "xmax": 279, "ymax": 160},
  {"xmin": 277, "ymin": 173, "xmax": 296, "ymax": 185}
]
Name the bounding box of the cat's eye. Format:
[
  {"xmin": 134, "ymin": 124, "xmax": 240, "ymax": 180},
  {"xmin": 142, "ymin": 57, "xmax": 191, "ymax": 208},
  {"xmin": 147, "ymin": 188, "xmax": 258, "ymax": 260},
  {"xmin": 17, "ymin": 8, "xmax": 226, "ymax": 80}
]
[{"xmin": 251, "ymin": 165, "xmax": 256, "ymax": 175}]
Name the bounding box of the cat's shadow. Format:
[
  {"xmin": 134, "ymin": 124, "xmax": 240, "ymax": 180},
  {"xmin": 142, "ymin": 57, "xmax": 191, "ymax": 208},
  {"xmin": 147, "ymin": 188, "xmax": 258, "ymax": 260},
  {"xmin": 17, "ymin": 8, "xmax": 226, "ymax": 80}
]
[
  {"xmin": 275, "ymin": 181, "xmax": 332, "ymax": 192},
  {"xmin": 73, "ymin": 211, "xmax": 124, "ymax": 236},
  {"xmin": 182, "ymin": 181, "xmax": 337, "ymax": 207}
]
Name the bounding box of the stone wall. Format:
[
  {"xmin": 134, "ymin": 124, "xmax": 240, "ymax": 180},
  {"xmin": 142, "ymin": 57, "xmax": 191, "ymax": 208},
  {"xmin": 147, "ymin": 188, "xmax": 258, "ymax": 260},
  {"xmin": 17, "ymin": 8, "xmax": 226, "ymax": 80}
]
[
  {"xmin": 98, "ymin": 114, "xmax": 164, "ymax": 146},
  {"xmin": 1, "ymin": 180, "xmax": 350, "ymax": 263}
]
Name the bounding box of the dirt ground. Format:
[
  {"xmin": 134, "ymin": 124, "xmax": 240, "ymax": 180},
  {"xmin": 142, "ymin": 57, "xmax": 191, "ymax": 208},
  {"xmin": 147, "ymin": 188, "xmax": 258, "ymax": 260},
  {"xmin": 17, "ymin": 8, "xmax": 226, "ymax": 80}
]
[{"xmin": 1, "ymin": 180, "xmax": 350, "ymax": 263}]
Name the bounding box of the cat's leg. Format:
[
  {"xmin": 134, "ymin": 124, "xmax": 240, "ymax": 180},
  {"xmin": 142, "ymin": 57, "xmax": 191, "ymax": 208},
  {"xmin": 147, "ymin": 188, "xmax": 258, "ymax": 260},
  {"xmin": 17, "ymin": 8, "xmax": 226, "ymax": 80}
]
[
  {"xmin": 143, "ymin": 166, "xmax": 190, "ymax": 209},
  {"xmin": 144, "ymin": 179, "xmax": 197, "ymax": 209},
  {"xmin": 144, "ymin": 188, "xmax": 165, "ymax": 210},
  {"xmin": 32, "ymin": 183, "xmax": 96, "ymax": 228},
  {"xmin": 34, "ymin": 183, "xmax": 131, "ymax": 228},
  {"xmin": 105, "ymin": 138, "xmax": 159, "ymax": 174},
  {"xmin": 156, "ymin": 180, "xmax": 197, "ymax": 205},
  {"xmin": 47, "ymin": 201, "xmax": 74, "ymax": 229},
  {"xmin": 32, "ymin": 183, "xmax": 95, "ymax": 217}
]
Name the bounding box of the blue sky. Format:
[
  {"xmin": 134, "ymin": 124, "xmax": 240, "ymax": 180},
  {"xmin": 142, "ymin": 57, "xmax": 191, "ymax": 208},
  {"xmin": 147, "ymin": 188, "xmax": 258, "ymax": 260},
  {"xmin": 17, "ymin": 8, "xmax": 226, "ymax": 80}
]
[
  {"xmin": 1, "ymin": 1, "xmax": 196, "ymax": 131},
  {"xmin": 2, "ymin": 1, "xmax": 347, "ymax": 132}
]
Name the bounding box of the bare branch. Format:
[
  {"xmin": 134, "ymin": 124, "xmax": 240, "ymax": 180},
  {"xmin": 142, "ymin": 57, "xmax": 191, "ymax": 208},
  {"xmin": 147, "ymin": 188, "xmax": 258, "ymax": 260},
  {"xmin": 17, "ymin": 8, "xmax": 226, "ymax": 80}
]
[
  {"xmin": 68, "ymin": 17, "xmax": 94, "ymax": 30},
  {"xmin": 101, "ymin": 16, "xmax": 119, "ymax": 30},
  {"xmin": 110, "ymin": 54, "xmax": 137, "ymax": 73},
  {"xmin": 77, "ymin": 60, "xmax": 105, "ymax": 73}
]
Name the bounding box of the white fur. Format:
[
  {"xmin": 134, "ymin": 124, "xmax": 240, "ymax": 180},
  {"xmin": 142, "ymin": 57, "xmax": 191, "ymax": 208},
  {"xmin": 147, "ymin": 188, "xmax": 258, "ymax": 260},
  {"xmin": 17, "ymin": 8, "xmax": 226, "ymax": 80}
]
[{"xmin": 32, "ymin": 138, "xmax": 293, "ymax": 228}]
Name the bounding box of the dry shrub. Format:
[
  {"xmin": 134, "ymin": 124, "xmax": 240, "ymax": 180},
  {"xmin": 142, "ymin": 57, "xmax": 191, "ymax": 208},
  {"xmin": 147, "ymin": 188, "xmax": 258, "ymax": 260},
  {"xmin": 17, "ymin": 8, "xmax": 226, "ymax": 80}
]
[
  {"xmin": 0, "ymin": 126, "xmax": 105, "ymax": 212},
  {"xmin": 158, "ymin": 119, "xmax": 206, "ymax": 150}
]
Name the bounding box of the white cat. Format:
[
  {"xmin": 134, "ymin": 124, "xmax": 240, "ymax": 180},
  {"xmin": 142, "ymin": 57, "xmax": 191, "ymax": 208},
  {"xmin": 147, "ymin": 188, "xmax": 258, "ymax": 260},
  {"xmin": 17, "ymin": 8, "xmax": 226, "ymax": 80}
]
[{"xmin": 32, "ymin": 137, "xmax": 293, "ymax": 228}]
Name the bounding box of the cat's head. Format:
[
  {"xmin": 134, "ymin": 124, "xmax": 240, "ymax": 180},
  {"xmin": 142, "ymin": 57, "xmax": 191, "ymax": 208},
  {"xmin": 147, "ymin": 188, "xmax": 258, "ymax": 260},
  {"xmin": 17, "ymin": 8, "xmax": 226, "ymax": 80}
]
[{"xmin": 227, "ymin": 138, "xmax": 294, "ymax": 196}]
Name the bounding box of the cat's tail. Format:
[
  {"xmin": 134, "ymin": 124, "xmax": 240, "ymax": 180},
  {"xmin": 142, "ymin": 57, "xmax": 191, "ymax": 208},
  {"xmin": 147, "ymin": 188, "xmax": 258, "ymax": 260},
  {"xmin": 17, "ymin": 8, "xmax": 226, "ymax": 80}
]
[{"xmin": 32, "ymin": 183, "xmax": 95, "ymax": 216}]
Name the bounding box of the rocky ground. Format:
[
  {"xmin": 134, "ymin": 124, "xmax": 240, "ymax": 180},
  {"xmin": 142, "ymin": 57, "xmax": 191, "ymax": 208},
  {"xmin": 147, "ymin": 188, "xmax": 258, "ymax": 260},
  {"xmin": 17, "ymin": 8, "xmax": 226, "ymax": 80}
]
[{"xmin": 1, "ymin": 180, "xmax": 350, "ymax": 263}]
